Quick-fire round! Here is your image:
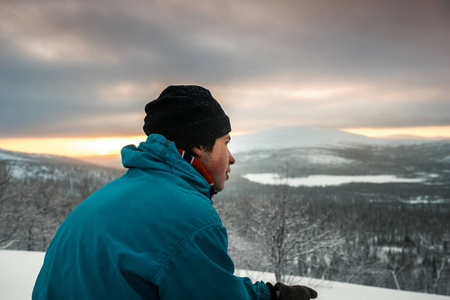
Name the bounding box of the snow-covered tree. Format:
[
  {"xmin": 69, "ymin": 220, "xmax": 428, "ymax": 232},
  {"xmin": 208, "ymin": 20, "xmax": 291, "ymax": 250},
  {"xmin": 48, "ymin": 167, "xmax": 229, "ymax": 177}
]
[
  {"xmin": 248, "ymin": 175, "xmax": 343, "ymax": 282},
  {"xmin": 0, "ymin": 161, "xmax": 17, "ymax": 248}
]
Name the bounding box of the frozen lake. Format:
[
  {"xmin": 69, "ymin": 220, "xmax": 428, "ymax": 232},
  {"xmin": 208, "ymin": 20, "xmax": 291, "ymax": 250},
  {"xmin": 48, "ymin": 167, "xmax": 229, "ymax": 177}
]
[{"xmin": 242, "ymin": 173, "xmax": 427, "ymax": 187}]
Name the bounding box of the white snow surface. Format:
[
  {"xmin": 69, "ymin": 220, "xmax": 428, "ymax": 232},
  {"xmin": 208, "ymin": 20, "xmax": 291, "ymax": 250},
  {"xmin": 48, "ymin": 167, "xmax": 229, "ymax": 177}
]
[
  {"xmin": 0, "ymin": 152, "xmax": 33, "ymax": 161},
  {"xmin": 1, "ymin": 250, "xmax": 449, "ymax": 300},
  {"xmin": 0, "ymin": 250, "xmax": 45, "ymax": 300}
]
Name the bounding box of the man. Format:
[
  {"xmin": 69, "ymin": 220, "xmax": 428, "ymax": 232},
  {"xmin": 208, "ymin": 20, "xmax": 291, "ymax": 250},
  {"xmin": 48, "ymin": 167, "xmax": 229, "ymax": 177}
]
[{"xmin": 33, "ymin": 85, "xmax": 318, "ymax": 299}]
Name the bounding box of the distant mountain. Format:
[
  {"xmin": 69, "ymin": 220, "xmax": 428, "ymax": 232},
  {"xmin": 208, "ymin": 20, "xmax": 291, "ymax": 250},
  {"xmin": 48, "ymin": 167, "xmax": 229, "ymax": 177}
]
[
  {"xmin": 228, "ymin": 126, "xmax": 438, "ymax": 154},
  {"xmin": 229, "ymin": 126, "xmax": 373, "ymax": 153},
  {"xmin": 0, "ymin": 148, "xmax": 123, "ymax": 179},
  {"xmin": 0, "ymin": 148, "xmax": 94, "ymax": 166},
  {"xmin": 73, "ymin": 154, "xmax": 123, "ymax": 169}
]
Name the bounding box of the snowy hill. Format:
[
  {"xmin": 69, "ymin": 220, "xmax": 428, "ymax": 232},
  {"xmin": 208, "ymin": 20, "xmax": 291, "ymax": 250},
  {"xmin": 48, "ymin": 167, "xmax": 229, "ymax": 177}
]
[
  {"xmin": 0, "ymin": 148, "xmax": 123, "ymax": 179},
  {"xmin": 0, "ymin": 148, "xmax": 90, "ymax": 166},
  {"xmin": 1, "ymin": 250, "xmax": 448, "ymax": 300},
  {"xmin": 228, "ymin": 126, "xmax": 436, "ymax": 154}
]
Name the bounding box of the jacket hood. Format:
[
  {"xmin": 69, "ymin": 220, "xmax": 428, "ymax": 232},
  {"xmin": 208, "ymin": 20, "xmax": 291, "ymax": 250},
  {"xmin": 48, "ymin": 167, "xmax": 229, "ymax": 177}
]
[{"xmin": 121, "ymin": 134, "xmax": 212, "ymax": 199}]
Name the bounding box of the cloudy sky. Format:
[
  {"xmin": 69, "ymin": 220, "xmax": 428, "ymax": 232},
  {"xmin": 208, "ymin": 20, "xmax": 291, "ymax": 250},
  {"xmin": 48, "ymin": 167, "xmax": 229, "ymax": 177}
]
[{"xmin": 1, "ymin": 0, "xmax": 449, "ymax": 156}]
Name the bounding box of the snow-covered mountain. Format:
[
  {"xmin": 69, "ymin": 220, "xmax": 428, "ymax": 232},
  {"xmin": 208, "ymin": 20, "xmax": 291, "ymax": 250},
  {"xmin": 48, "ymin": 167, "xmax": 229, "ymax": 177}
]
[
  {"xmin": 0, "ymin": 148, "xmax": 89, "ymax": 166},
  {"xmin": 0, "ymin": 148, "xmax": 123, "ymax": 179},
  {"xmin": 228, "ymin": 126, "xmax": 440, "ymax": 154},
  {"xmin": 1, "ymin": 250, "xmax": 448, "ymax": 300}
]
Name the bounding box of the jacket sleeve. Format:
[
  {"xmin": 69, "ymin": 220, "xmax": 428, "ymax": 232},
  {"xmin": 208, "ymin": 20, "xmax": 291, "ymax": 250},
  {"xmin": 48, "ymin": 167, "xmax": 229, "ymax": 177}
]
[{"xmin": 155, "ymin": 224, "xmax": 272, "ymax": 300}]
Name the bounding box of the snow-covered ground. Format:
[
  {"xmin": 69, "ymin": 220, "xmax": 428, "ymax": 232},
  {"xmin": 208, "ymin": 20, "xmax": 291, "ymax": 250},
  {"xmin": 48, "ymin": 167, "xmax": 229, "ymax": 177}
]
[
  {"xmin": 1, "ymin": 250, "xmax": 449, "ymax": 300},
  {"xmin": 1, "ymin": 250, "xmax": 45, "ymax": 300}
]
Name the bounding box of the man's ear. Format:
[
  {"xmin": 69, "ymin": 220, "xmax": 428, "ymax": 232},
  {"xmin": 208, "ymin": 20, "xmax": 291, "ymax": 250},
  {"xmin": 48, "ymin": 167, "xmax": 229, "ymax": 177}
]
[{"xmin": 190, "ymin": 146, "xmax": 203, "ymax": 158}]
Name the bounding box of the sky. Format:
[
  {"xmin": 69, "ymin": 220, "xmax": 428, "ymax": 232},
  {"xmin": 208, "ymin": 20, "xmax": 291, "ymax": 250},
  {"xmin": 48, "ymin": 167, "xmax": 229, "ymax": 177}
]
[{"xmin": 1, "ymin": 0, "xmax": 449, "ymax": 157}]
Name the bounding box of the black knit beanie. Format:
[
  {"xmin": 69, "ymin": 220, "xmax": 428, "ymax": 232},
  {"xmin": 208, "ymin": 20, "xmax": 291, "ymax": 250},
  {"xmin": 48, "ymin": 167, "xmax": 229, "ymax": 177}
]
[{"xmin": 143, "ymin": 85, "xmax": 231, "ymax": 150}]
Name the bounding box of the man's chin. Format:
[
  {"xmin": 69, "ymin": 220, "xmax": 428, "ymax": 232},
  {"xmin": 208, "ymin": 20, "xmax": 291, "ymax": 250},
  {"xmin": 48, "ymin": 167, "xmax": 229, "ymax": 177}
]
[{"xmin": 214, "ymin": 184, "xmax": 225, "ymax": 193}]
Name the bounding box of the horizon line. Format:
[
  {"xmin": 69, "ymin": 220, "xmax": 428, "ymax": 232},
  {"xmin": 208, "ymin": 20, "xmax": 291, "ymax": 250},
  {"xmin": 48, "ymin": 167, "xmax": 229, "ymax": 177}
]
[{"xmin": 0, "ymin": 125, "xmax": 449, "ymax": 159}]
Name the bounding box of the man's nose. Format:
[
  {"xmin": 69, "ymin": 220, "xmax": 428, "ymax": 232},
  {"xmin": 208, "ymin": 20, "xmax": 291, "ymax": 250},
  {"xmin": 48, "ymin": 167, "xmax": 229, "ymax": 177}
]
[{"xmin": 229, "ymin": 151, "xmax": 235, "ymax": 165}]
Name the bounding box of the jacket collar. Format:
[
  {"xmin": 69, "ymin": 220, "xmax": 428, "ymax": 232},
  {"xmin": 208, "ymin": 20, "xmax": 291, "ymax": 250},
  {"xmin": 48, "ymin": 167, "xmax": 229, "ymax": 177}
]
[
  {"xmin": 121, "ymin": 134, "xmax": 214, "ymax": 200},
  {"xmin": 177, "ymin": 148, "xmax": 216, "ymax": 197}
]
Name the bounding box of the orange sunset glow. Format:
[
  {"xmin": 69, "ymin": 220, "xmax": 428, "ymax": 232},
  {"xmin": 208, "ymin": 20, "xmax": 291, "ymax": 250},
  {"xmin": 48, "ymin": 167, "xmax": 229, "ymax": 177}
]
[
  {"xmin": 341, "ymin": 126, "xmax": 450, "ymax": 139},
  {"xmin": 0, "ymin": 136, "xmax": 146, "ymax": 158},
  {"xmin": 1, "ymin": 126, "xmax": 449, "ymax": 160}
]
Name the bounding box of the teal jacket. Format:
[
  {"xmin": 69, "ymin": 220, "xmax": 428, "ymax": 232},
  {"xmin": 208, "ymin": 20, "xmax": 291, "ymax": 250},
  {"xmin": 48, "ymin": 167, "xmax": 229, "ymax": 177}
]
[{"xmin": 33, "ymin": 134, "xmax": 271, "ymax": 299}]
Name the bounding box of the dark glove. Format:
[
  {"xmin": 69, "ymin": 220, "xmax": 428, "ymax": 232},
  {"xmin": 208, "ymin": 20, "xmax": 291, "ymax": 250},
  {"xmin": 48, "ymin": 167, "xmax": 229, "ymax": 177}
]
[{"xmin": 267, "ymin": 282, "xmax": 318, "ymax": 300}]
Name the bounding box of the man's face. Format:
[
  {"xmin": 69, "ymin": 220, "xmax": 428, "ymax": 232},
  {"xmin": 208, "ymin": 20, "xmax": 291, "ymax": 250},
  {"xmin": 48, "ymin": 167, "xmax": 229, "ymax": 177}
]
[{"xmin": 196, "ymin": 134, "xmax": 235, "ymax": 192}]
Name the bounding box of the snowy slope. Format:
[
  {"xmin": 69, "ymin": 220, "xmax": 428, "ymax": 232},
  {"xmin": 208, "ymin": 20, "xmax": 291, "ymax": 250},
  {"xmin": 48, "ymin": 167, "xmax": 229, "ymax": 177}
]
[
  {"xmin": 229, "ymin": 126, "xmax": 380, "ymax": 154},
  {"xmin": 0, "ymin": 147, "xmax": 123, "ymax": 181},
  {"xmin": 0, "ymin": 148, "xmax": 89, "ymax": 165},
  {"xmin": 1, "ymin": 250, "xmax": 448, "ymax": 300},
  {"xmin": 0, "ymin": 250, "xmax": 45, "ymax": 300},
  {"xmin": 228, "ymin": 126, "xmax": 436, "ymax": 154}
]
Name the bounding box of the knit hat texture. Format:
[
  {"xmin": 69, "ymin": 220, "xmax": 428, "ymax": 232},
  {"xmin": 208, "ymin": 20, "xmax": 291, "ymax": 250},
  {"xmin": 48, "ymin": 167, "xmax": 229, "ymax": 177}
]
[{"xmin": 143, "ymin": 85, "xmax": 231, "ymax": 150}]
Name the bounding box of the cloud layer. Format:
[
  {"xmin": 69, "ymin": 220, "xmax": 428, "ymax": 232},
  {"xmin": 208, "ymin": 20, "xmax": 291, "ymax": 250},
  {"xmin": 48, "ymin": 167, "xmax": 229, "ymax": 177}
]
[{"xmin": 1, "ymin": 0, "xmax": 449, "ymax": 138}]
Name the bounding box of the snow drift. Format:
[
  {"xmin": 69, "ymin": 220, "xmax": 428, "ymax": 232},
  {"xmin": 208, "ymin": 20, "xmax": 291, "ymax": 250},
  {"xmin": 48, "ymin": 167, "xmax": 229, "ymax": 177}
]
[{"xmin": 1, "ymin": 249, "xmax": 448, "ymax": 300}]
